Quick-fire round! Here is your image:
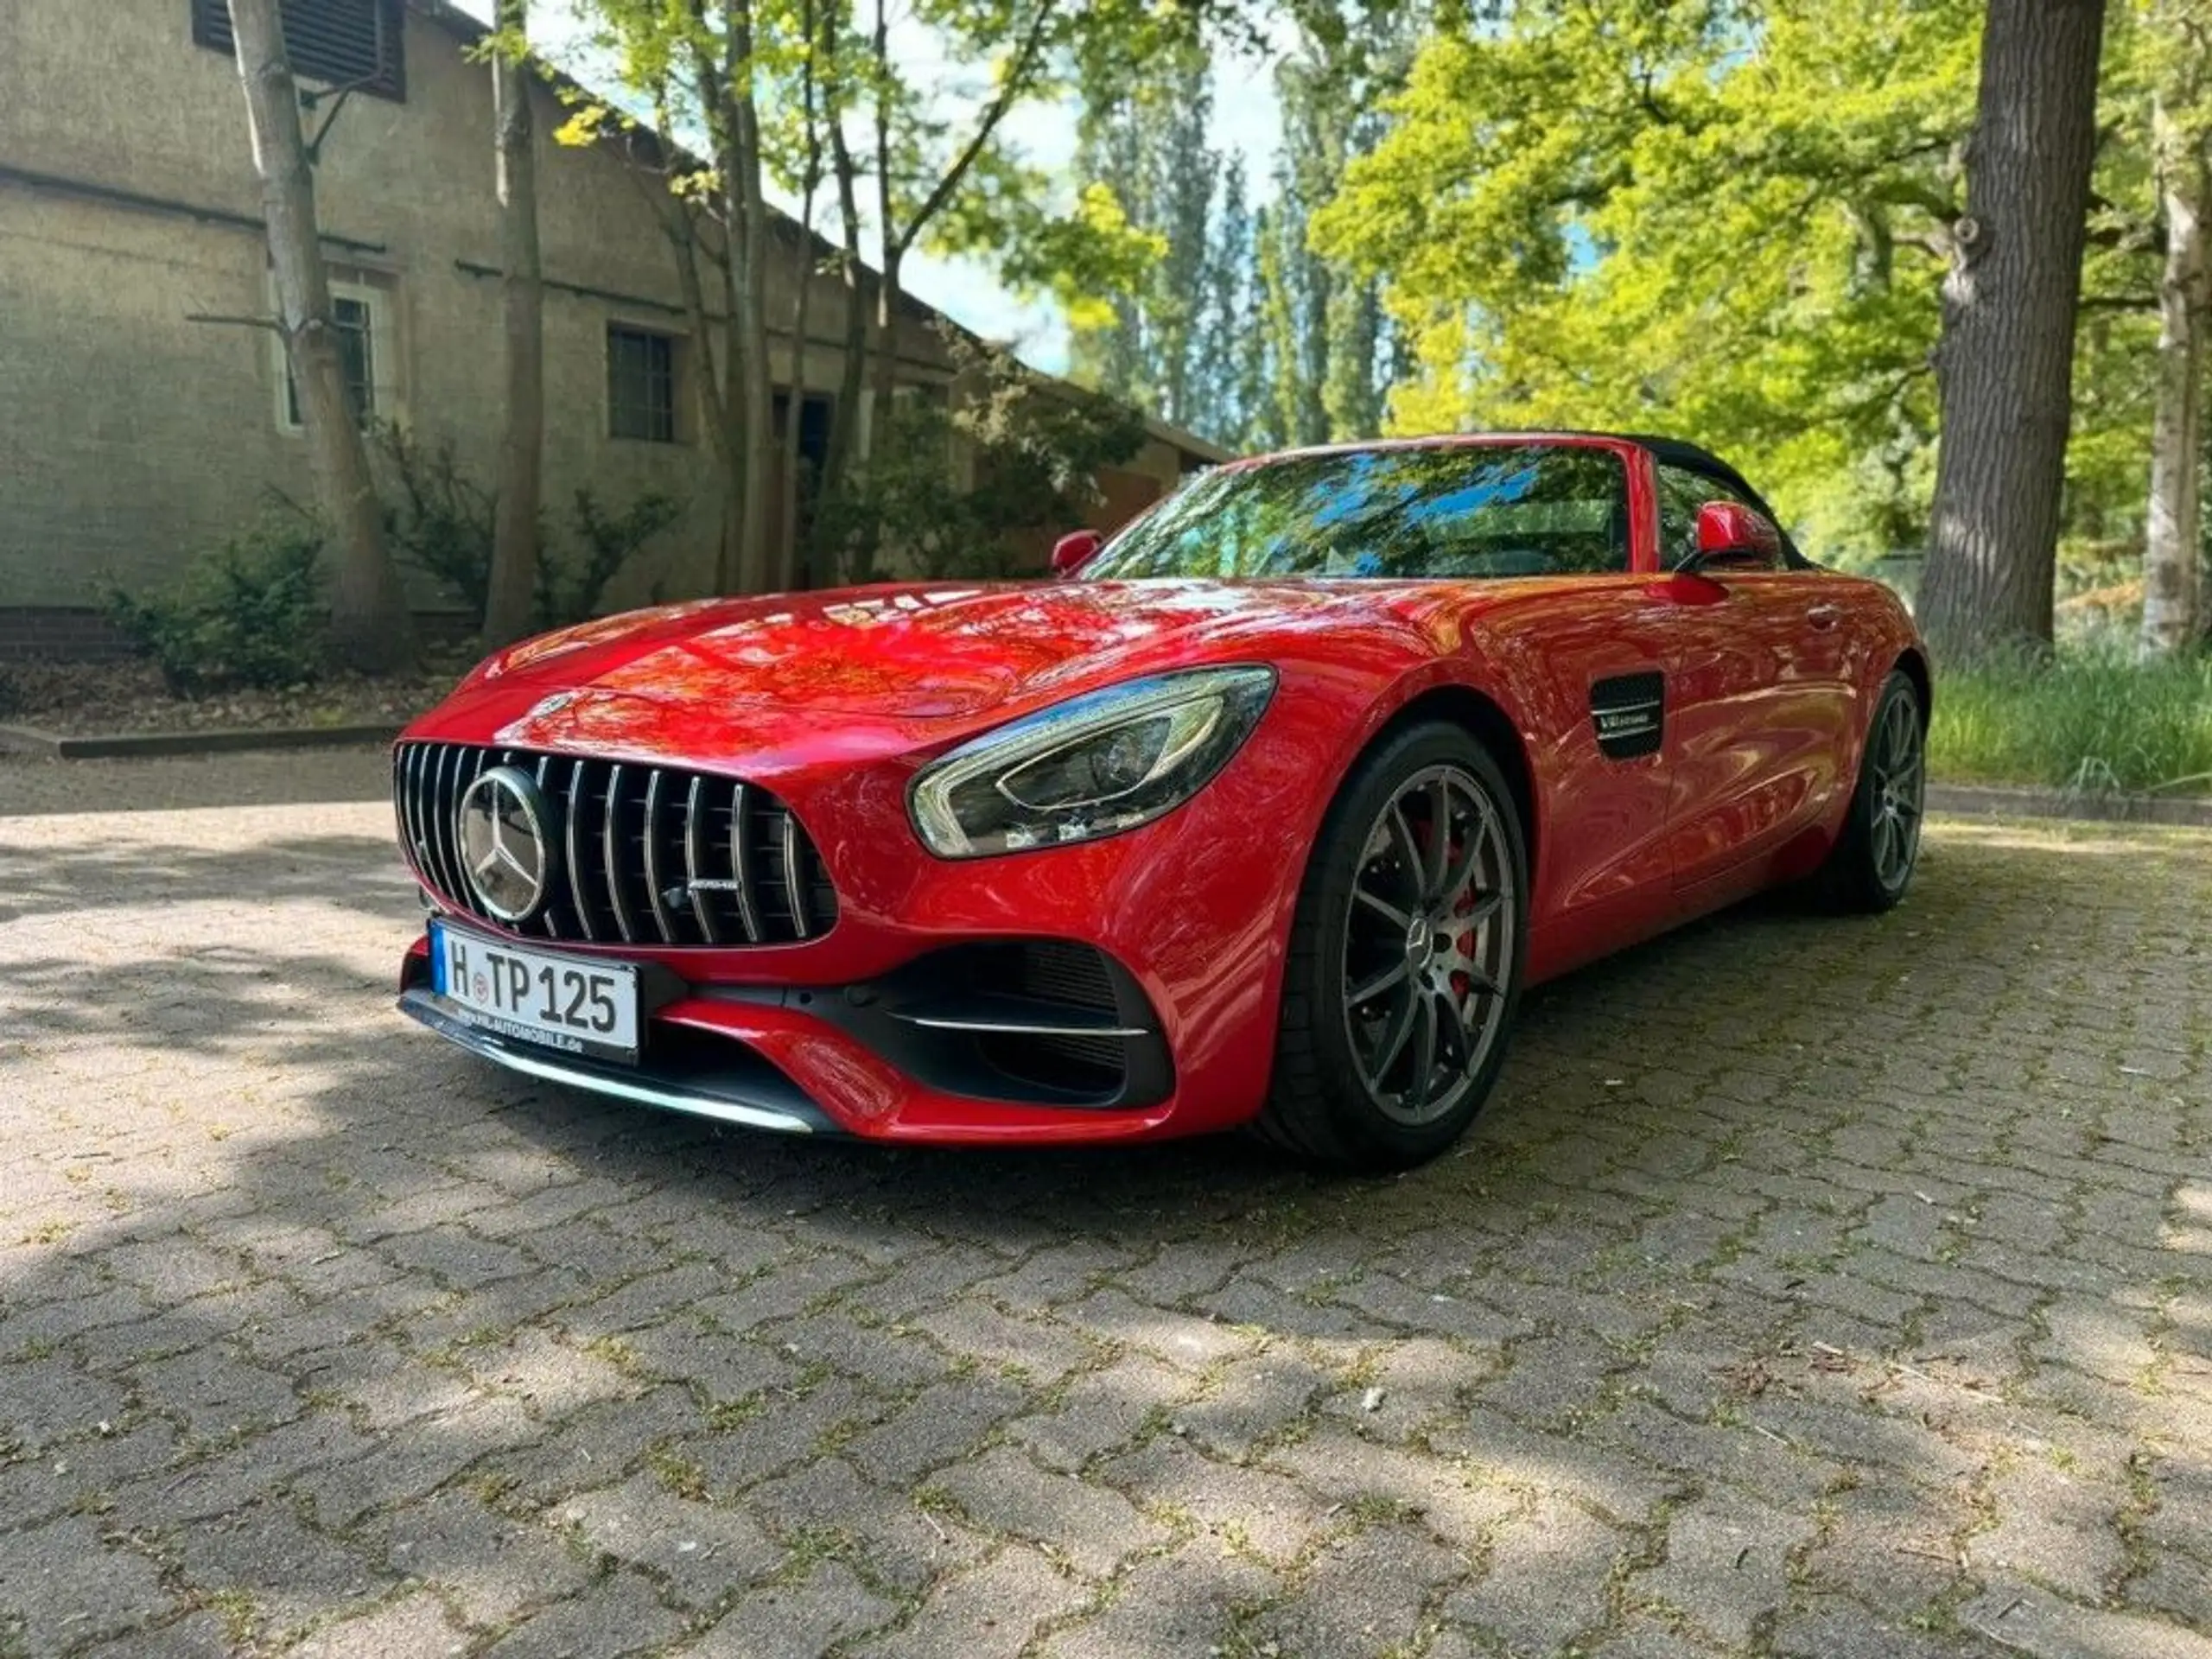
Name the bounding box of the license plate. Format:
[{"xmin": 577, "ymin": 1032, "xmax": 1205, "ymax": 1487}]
[{"xmin": 429, "ymin": 920, "xmax": 641, "ymax": 1063}]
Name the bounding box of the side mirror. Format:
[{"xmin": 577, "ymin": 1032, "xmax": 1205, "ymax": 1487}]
[
  {"xmin": 1050, "ymin": 529, "xmax": 1102, "ymax": 578},
  {"xmin": 1683, "ymin": 501, "xmax": 1781, "ymax": 571}
]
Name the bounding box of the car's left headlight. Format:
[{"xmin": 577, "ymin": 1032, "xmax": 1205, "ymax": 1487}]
[{"xmin": 908, "ymin": 665, "xmax": 1277, "ymax": 858}]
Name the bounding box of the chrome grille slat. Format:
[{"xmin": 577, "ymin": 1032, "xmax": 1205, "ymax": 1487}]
[
  {"xmin": 429, "ymin": 745, "xmax": 464, "ymax": 903},
  {"xmin": 603, "ymin": 763, "xmax": 638, "ymax": 943},
  {"xmin": 564, "ymin": 757, "xmax": 598, "ymax": 941},
  {"xmin": 393, "ymin": 741, "xmax": 831, "ymax": 948},
  {"xmin": 402, "ymin": 744, "xmax": 429, "ymax": 886},
  {"xmin": 731, "ymin": 781, "xmax": 763, "ymax": 944},
  {"xmin": 684, "ymin": 776, "xmax": 721, "ymax": 945},
  {"xmin": 780, "ymin": 807, "xmax": 809, "ymax": 939},
  {"xmin": 642, "ymin": 769, "xmax": 677, "ymax": 944}
]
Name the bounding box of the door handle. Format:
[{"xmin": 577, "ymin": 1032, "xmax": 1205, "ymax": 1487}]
[{"xmin": 1807, "ymin": 604, "xmax": 1841, "ymax": 631}]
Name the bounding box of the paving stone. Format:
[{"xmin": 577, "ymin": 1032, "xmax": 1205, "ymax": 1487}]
[
  {"xmin": 936, "ymin": 1446, "xmax": 1170, "ymax": 1577},
  {"xmin": 1443, "ymin": 1495, "xmax": 1624, "ymax": 1655},
  {"xmin": 1961, "ymin": 1581, "xmax": 2212, "ymax": 1659},
  {"xmin": 854, "ymin": 1542, "xmax": 1088, "ymax": 1659},
  {"xmin": 1255, "ymin": 1522, "xmax": 1460, "ymax": 1657},
  {"xmin": 683, "ymin": 1560, "xmax": 897, "ymax": 1656},
  {"xmin": 557, "ymin": 1473, "xmax": 781, "ymax": 1605},
  {"xmin": 842, "ymin": 1373, "xmax": 1027, "ymax": 1484},
  {"xmin": 743, "ymin": 1456, "xmax": 988, "ymax": 1592},
  {"xmin": 1630, "ymin": 1490, "xmax": 1815, "ymax": 1648},
  {"xmin": 1036, "ymin": 1547, "xmax": 1276, "ymax": 1658},
  {"xmin": 0, "ymin": 1515, "xmax": 170, "ymax": 1655},
  {"xmin": 478, "ymin": 1574, "xmax": 687, "ymax": 1659},
  {"xmin": 1103, "ymin": 1435, "xmax": 1323, "ymax": 1566},
  {"xmin": 374, "ymin": 1490, "xmax": 590, "ymax": 1626},
  {"xmin": 169, "ymin": 1497, "xmax": 385, "ymax": 1640}
]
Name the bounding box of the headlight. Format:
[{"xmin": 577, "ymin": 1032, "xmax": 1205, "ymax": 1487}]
[{"xmin": 908, "ymin": 666, "xmax": 1277, "ymax": 858}]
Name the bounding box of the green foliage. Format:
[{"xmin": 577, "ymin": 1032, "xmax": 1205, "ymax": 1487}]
[
  {"xmin": 1071, "ymin": 1, "xmax": 1414, "ymax": 452},
  {"xmin": 1930, "ymin": 645, "xmax": 2212, "ymax": 794},
  {"xmin": 374, "ymin": 424, "xmax": 678, "ymax": 633},
  {"xmin": 105, "ymin": 513, "xmax": 330, "ymax": 693},
  {"xmin": 556, "ymin": 488, "xmax": 683, "ymax": 623},
  {"xmin": 1308, "ymin": 0, "xmax": 2204, "ymax": 576},
  {"xmin": 1316, "ymin": 0, "xmax": 1983, "ymax": 557},
  {"xmin": 810, "ymin": 334, "xmax": 1148, "ymax": 584},
  {"xmin": 378, "ymin": 425, "xmax": 497, "ymax": 624}
]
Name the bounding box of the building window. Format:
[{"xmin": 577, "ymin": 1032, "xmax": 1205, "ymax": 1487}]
[
  {"xmin": 275, "ymin": 276, "xmax": 394, "ymax": 432},
  {"xmin": 283, "ymin": 294, "xmax": 376, "ymax": 427},
  {"xmin": 608, "ymin": 326, "xmax": 678, "ymax": 443},
  {"xmin": 191, "ymin": 0, "xmax": 406, "ymax": 102}
]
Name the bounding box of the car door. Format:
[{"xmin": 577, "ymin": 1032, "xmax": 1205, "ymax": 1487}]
[
  {"xmin": 1447, "ymin": 443, "xmax": 1688, "ymax": 981},
  {"xmin": 1649, "ymin": 462, "xmax": 1858, "ymax": 893}
]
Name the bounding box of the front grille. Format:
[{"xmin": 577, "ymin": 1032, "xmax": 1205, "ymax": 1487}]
[{"xmin": 394, "ymin": 741, "xmax": 837, "ymax": 947}]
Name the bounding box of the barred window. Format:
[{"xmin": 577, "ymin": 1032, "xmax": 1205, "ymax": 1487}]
[
  {"xmin": 192, "ymin": 0, "xmax": 406, "ymax": 102},
  {"xmin": 608, "ymin": 326, "xmax": 678, "ymax": 443}
]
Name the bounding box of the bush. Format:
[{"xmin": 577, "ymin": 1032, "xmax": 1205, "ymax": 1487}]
[
  {"xmin": 1929, "ymin": 644, "xmax": 2212, "ymax": 795},
  {"xmin": 375, "ymin": 425, "xmax": 678, "ymax": 632},
  {"xmin": 378, "ymin": 425, "xmax": 496, "ymax": 624},
  {"xmin": 809, "ymin": 330, "xmax": 1149, "ymax": 586},
  {"xmin": 105, "ymin": 516, "xmax": 329, "ymax": 694}
]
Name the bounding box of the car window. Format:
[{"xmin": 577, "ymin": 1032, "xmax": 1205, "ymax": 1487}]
[
  {"xmin": 1655, "ymin": 462, "xmax": 1769, "ymax": 569},
  {"xmin": 1084, "ymin": 444, "xmax": 1631, "ymax": 582}
]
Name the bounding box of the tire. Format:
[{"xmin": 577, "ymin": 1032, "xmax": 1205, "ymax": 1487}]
[
  {"xmin": 1254, "ymin": 721, "xmax": 1530, "ymax": 1172},
  {"xmin": 1814, "ymin": 669, "xmax": 1926, "ymax": 914}
]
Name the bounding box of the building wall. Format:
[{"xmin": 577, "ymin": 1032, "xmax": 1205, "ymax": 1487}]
[
  {"xmin": 0, "ymin": 0, "xmax": 1218, "ymax": 648},
  {"xmin": 0, "ymin": 0, "xmax": 957, "ymax": 623}
]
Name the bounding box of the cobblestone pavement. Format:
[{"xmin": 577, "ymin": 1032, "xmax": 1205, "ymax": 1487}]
[{"xmin": 4, "ymin": 750, "xmax": 2210, "ymax": 1658}]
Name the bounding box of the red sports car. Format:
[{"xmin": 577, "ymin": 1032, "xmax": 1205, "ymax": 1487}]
[{"xmin": 392, "ymin": 433, "xmax": 1929, "ymax": 1169}]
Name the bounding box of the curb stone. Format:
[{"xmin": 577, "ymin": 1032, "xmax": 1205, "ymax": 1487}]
[
  {"xmin": 0, "ymin": 721, "xmax": 402, "ymax": 760},
  {"xmin": 1924, "ymin": 782, "xmax": 2212, "ymax": 829}
]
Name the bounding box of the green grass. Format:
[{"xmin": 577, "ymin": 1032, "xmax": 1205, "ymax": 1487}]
[{"xmin": 1929, "ymin": 648, "xmax": 2212, "ymax": 795}]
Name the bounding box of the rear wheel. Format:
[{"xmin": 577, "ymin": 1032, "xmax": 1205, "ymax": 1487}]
[
  {"xmin": 1255, "ymin": 723, "xmax": 1529, "ymax": 1171},
  {"xmin": 1815, "ymin": 669, "xmax": 1926, "ymax": 913}
]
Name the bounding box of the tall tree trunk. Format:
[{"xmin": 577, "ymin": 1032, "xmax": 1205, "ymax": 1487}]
[
  {"xmin": 816, "ymin": 105, "xmax": 869, "ymax": 565},
  {"xmin": 485, "ymin": 0, "xmax": 543, "ymax": 646},
  {"xmin": 1917, "ymin": 0, "xmax": 2106, "ymax": 663},
  {"xmin": 226, "ymin": 0, "xmax": 416, "ymax": 672},
  {"xmin": 713, "ymin": 1, "xmax": 774, "ymax": 596},
  {"xmin": 867, "ymin": 0, "xmax": 898, "ymax": 462},
  {"xmin": 2143, "ymin": 96, "xmax": 2209, "ymax": 657},
  {"xmin": 778, "ymin": 0, "xmax": 822, "ymax": 594}
]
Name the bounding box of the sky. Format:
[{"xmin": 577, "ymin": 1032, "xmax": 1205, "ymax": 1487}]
[{"xmin": 454, "ymin": 1, "xmax": 1289, "ymax": 377}]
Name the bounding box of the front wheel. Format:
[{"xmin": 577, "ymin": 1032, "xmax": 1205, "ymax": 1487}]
[
  {"xmin": 1255, "ymin": 723, "xmax": 1529, "ymax": 1171},
  {"xmin": 1815, "ymin": 669, "xmax": 1926, "ymax": 913}
]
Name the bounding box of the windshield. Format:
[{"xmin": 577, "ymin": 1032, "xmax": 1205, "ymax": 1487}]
[{"xmin": 1084, "ymin": 444, "xmax": 1631, "ymax": 582}]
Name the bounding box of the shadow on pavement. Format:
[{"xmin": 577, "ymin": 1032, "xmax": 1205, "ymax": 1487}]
[{"xmin": 3, "ymin": 818, "xmax": 2208, "ymax": 1656}]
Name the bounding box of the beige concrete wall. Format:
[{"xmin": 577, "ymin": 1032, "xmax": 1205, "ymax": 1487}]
[{"xmin": 0, "ymin": 0, "xmax": 957, "ymax": 615}]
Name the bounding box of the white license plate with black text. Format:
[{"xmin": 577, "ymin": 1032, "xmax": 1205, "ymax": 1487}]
[{"xmin": 429, "ymin": 921, "xmax": 641, "ymax": 1061}]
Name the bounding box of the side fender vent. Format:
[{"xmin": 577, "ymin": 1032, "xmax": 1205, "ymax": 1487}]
[{"xmin": 1591, "ymin": 671, "xmax": 1664, "ymax": 760}]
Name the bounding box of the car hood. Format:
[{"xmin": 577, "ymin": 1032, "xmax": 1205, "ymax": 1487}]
[{"xmin": 423, "ymin": 580, "xmax": 1444, "ymax": 771}]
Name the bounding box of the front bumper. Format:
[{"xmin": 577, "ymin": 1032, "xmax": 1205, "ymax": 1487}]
[
  {"xmin": 391, "ymin": 668, "xmax": 1348, "ymax": 1145},
  {"xmin": 399, "ymin": 986, "xmax": 834, "ymax": 1135},
  {"xmin": 396, "ymin": 926, "xmax": 1191, "ymax": 1145}
]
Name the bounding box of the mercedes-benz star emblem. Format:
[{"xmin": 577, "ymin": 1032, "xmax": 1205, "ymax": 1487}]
[{"xmin": 456, "ymin": 766, "xmax": 560, "ymax": 922}]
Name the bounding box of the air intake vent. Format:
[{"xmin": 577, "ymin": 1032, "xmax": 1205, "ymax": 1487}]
[
  {"xmin": 192, "ymin": 0, "xmax": 406, "ymax": 101},
  {"xmin": 394, "ymin": 742, "xmax": 836, "ymax": 947}
]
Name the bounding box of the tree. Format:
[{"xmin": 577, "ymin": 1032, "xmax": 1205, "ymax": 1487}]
[
  {"xmin": 2136, "ymin": 0, "xmax": 2212, "ymax": 653},
  {"xmin": 1315, "ymin": 0, "xmax": 1983, "ymax": 557},
  {"xmin": 1917, "ymin": 0, "xmax": 2109, "ymax": 660},
  {"xmin": 224, "ymin": 0, "xmax": 416, "ymax": 671},
  {"xmin": 1069, "ymin": 38, "xmax": 1217, "ymax": 428},
  {"xmin": 485, "ymin": 0, "xmax": 545, "ymax": 648}
]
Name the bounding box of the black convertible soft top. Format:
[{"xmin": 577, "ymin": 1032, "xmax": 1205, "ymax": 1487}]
[{"xmin": 1615, "ymin": 432, "xmax": 1816, "ymax": 570}]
